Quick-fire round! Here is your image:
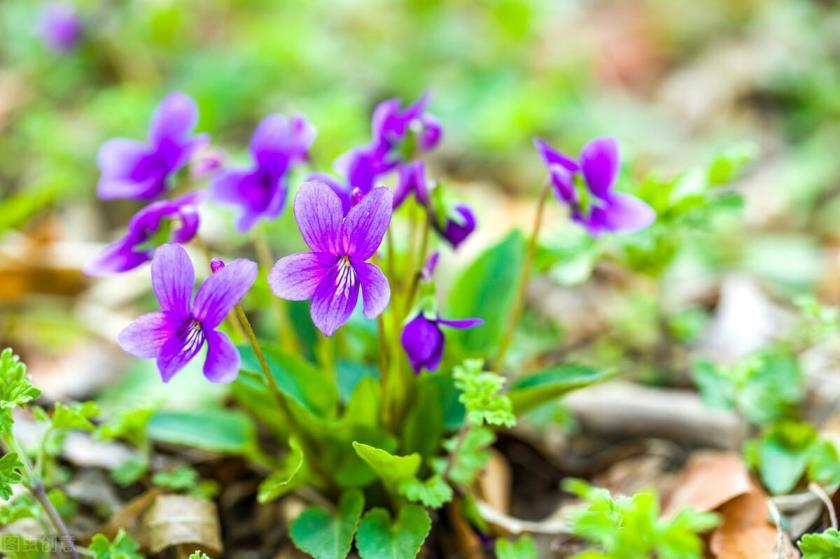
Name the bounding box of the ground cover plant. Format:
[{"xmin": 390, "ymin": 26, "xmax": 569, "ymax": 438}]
[{"xmin": 2, "ymin": 1, "xmax": 840, "ymax": 558}]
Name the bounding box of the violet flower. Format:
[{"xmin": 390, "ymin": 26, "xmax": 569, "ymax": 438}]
[
  {"xmin": 39, "ymin": 3, "xmax": 83, "ymax": 53},
  {"xmin": 402, "ymin": 314, "xmax": 483, "ymax": 373},
  {"xmin": 534, "ymin": 137, "xmax": 655, "ymax": 236},
  {"xmin": 269, "ymin": 180, "xmax": 392, "ymax": 336},
  {"xmin": 212, "ymin": 114, "xmax": 315, "ymax": 232},
  {"xmin": 372, "ymin": 93, "xmax": 442, "ymax": 154},
  {"xmin": 98, "ymin": 92, "xmax": 208, "ymax": 200},
  {"xmin": 434, "ymin": 204, "xmax": 476, "ymax": 249},
  {"xmin": 393, "ymin": 160, "xmax": 430, "ymax": 209},
  {"xmin": 118, "ymin": 244, "xmax": 257, "ymax": 383},
  {"xmin": 85, "ymin": 192, "xmax": 204, "ymax": 276}
]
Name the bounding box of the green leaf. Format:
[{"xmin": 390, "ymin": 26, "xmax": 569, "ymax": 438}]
[
  {"xmin": 398, "ymin": 475, "xmax": 453, "ymax": 508},
  {"xmin": 89, "ymin": 529, "xmax": 144, "ymax": 559},
  {"xmin": 0, "ymin": 453, "xmax": 25, "ymax": 501},
  {"xmin": 0, "ymin": 349, "xmax": 40, "ymax": 412},
  {"xmin": 437, "ymin": 427, "xmax": 495, "ymax": 486},
  {"xmin": 401, "ymin": 373, "xmax": 445, "ymax": 457},
  {"xmin": 51, "ymin": 401, "xmax": 99, "ymax": 431},
  {"xmin": 258, "ymin": 437, "xmax": 305, "ymax": 503},
  {"xmin": 750, "ymin": 421, "xmax": 817, "ymax": 495},
  {"xmin": 808, "ymin": 440, "xmax": 840, "ymax": 485},
  {"xmin": 188, "ymin": 553, "xmax": 211, "ymax": 559},
  {"xmin": 290, "ymin": 489, "xmax": 364, "ymax": 559},
  {"xmin": 351, "ymin": 442, "xmax": 421, "ymax": 490},
  {"xmin": 151, "ymin": 466, "xmax": 218, "ymax": 498},
  {"xmin": 148, "ymin": 409, "xmax": 257, "ymax": 455},
  {"xmin": 111, "ymin": 457, "xmax": 148, "ymax": 487},
  {"xmin": 800, "ymin": 528, "xmax": 840, "ymax": 559},
  {"xmin": 495, "ymin": 535, "xmax": 537, "ymax": 559},
  {"xmin": 691, "ymin": 359, "xmax": 735, "ymax": 410},
  {"xmin": 508, "ymin": 364, "xmax": 610, "ymax": 415},
  {"xmin": 448, "ymin": 231, "xmax": 524, "ymax": 353},
  {"xmin": 453, "ymin": 359, "xmax": 515, "ymax": 428},
  {"xmin": 0, "ymin": 494, "xmax": 39, "ymax": 526},
  {"xmin": 238, "ymin": 344, "xmax": 339, "ymax": 418},
  {"xmin": 95, "ymin": 406, "xmax": 155, "ymax": 448},
  {"xmin": 356, "ymin": 505, "xmax": 432, "ymax": 559}
]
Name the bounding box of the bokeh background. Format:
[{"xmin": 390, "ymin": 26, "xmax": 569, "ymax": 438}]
[{"xmin": 2, "ymin": 0, "xmax": 840, "ymax": 401}]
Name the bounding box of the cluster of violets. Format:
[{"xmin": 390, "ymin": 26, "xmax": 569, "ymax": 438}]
[{"xmin": 91, "ymin": 91, "xmax": 653, "ymax": 383}]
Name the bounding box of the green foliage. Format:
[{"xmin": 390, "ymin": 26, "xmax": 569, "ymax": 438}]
[
  {"xmin": 495, "ymin": 535, "xmax": 538, "ymax": 559},
  {"xmin": 355, "ymin": 505, "xmax": 431, "ymax": 559},
  {"xmin": 535, "ymin": 224, "xmax": 599, "ymax": 286},
  {"xmin": 352, "ymin": 442, "xmax": 420, "ymax": 490},
  {"xmin": 188, "ymin": 553, "xmax": 211, "ymax": 559},
  {"xmin": 50, "ymin": 401, "xmax": 99, "ymax": 431},
  {"xmin": 0, "ymin": 453, "xmax": 24, "ymax": 501},
  {"xmin": 799, "ymin": 528, "xmax": 840, "ymax": 559},
  {"xmin": 152, "ymin": 466, "xmax": 219, "ymax": 500},
  {"xmin": 453, "ymin": 359, "xmax": 515, "ymax": 428},
  {"xmin": 448, "ymin": 231, "xmax": 524, "ymax": 353},
  {"xmin": 258, "ymin": 437, "xmax": 306, "ymax": 503},
  {"xmin": 0, "ymin": 494, "xmax": 38, "ymax": 526},
  {"xmin": 0, "ymin": 349, "xmax": 40, "ymax": 435},
  {"xmin": 290, "ymin": 490, "xmax": 364, "ymax": 559},
  {"xmin": 89, "ymin": 530, "xmax": 144, "ymax": 559},
  {"xmin": 147, "ymin": 409, "xmax": 258, "ymax": 455},
  {"xmin": 692, "ymin": 349, "xmax": 804, "ymax": 426},
  {"xmin": 508, "ymin": 364, "xmax": 610, "ymax": 415},
  {"xmin": 95, "ymin": 406, "xmax": 155, "ymax": 448},
  {"xmin": 435, "ymin": 427, "xmax": 495, "ymax": 486},
  {"xmin": 564, "ymin": 479, "xmax": 717, "ymax": 559},
  {"xmin": 398, "ymin": 474, "xmax": 453, "ymax": 508}
]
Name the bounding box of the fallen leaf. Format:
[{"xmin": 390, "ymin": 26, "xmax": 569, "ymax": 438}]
[
  {"xmin": 664, "ymin": 451, "xmax": 753, "ymax": 519},
  {"xmin": 142, "ymin": 494, "xmax": 222, "ymax": 556},
  {"xmin": 478, "ymin": 449, "xmax": 512, "ymax": 514}
]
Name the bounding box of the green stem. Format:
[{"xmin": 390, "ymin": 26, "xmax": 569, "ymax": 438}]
[
  {"xmin": 377, "ymin": 315, "xmax": 391, "ymax": 428},
  {"xmin": 316, "ymin": 333, "xmax": 335, "ymax": 381},
  {"xmin": 404, "ymin": 212, "xmax": 431, "ymax": 316},
  {"xmin": 442, "ymin": 423, "xmax": 470, "ymax": 483},
  {"xmin": 253, "ymin": 225, "xmax": 300, "ymax": 353},
  {"xmin": 494, "ymin": 180, "xmax": 552, "ymax": 368}
]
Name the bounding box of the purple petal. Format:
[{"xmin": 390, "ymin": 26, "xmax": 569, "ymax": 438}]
[
  {"xmin": 351, "ymin": 260, "xmax": 390, "ymax": 318},
  {"xmin": 401, "ymin": 314, "xmax": 444, "ymax": 373},
  {"xmin": 156, "ymin": 327, "xmax": 205, "ymax": 383},
  {"xmin": 151, "ymin": 244, "xmax": 195, "ymax": 316},
  {"xmin": 84, "ymin": 238, "xmax": 149, "ymax": 276},
  {"xmin": 372, "ymin": 98, "xmax": 402, "ymax": 141},
  {"xmin": 580, "ymin": 137, "xmax": 619, "ymax": 198},
  {"xmin": 309, "ymin": 262, "xmax": 360, "ymax": 336},
  {"xmin": 203, "ymin": 329, "xmax": 240, "ymax": 383},
  {"xmin": 589, "ymin": 192, "xmax": 655, "ymax": 234},
  {"xmin": 294, "ymin": 180, "xmax": 343, "ymax": 254},
  {"xmin": 212, "ymin": 169, "xmax": 286, "ymax": 232},
  {"xmin": 192, "ymin": 258, "xmax": 258, "ymax": 329},
  {"xmin": 308, "ymin": 173, "xmax": 352, "ymax": 215},
  {"xmin": 435, "ymin": 204, "xmax": 476, "ymax": 249},
  {"xmin": 533, "ymin": 138, "xmax": 578, "ymax": 173},
  {"xmin": 421, "ymin": 252, "xmax": 439, "ymax": 282},
  {"xmin": 97, "ymin": 139, "xmax": 156, "ymax": 200},
  {"xmin": 336, "ymin": 147, "xmax": 385, "ymax": 194},
  {"xmin": 250, "ymin": 114, "xmax": 315, "ymax": 176},
  {"xmin": 550, "ymin": 165, "xmax": 577, "ymax": 205},
  {"xmin": 438, "ymin": 317, "xmax": 484, "ymax": 329},
  {"xmin": 39, "ymin": 4, "xmax": 83, "ymax": 53},
  {"xmin": 269, "ymin": 252, "xmax": 337, "ymax": 301},
  {"xmin": 149, "ymin": 92, "xmax": 199, "ymax": 146},
  {"xmin": 340, "ymin": 187, "xmax": 393, "ymax": 260},
  {"xmin": 394, "ymin": 161, "xmax": 429, "ymax": 209},
  {"xmin": 420, "ymin": 114, "xmax": 442, "ymax": 151},
  {"xmin": 117, "ymin": 311, "xmax": 176, "ymax": 358}
]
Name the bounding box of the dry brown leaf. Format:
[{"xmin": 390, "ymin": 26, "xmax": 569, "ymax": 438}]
[
  {"xmin": 142, "ymin": 494, "xmax": 223, "ymax": 556},
  {"xmin": 664, "ymin": 451, "xmax": 752, "ymax": 519},
  {"xmin": 442, "ymin": 498, "xmax": 484, "ymax": 559},
  {"xmin": 478, "ymin": 449, "xmax": 512, "ymax": 514},
  {"xmin": 710, "ymin": 480, "xmax": 799, "ymax": 559}
]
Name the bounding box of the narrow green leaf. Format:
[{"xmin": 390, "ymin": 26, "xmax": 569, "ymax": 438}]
[
  {"xmin": 508, "ymin": 364, "xmax": 610, "ymax": 415},
  {"xmin": 356, "ymin": 505, "xmax": 431, "ymax": 559},
  {"xmin": 258, "ymin": 437, "xmax": 305, "ymax": 503},
  {"xmin": 148, "ymin": 409, "xmax": 257, "ymax": 455},
  {"xmin": 290, "ymin": 490, "xmax": 364, "ymax": 559},
  {"xmin": 51, "ymin": 401, "xmax": 99, "ymax": 431},
  {"xmin": 351, "ymin": 442, "xmax": 420, "ymax": 489}
]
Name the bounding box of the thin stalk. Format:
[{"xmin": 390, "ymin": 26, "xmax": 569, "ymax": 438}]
[
  {"xmin": 316, "ymin": 333, "xmax": 335, "ymax": 381},
  {"xmin": 253, "ymin": 226, "xmax": 300, "ymax": 353},
  {"xmin": 442, "ymin": 423, "xmax": 470, "ymax": 483},
  {"xmin": 809, "ymin": 482, "xmax": 838, "ymax": 530},
  {"xmin": 404, "ymin": 213, "xmax": 431, "ymax": 316},
  {"xmin": 377, "ymin": 315, "xmax": 391, "ymax": 427},
  {"xmin": 3, "ymin": 435, "xmax": 79, "ymax": 559},
  {"xmin": 494, "ymin": 180, "xmax": 552, "ymax": 368}
]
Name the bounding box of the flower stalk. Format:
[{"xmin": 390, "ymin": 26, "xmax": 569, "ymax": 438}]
[{"xmin": 253, "ymin": 225, "xmax": 300, "ymax": 353}]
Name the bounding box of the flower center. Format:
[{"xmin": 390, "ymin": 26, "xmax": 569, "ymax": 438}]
[{"xmin": 335, "ymin": 256, "xmax": 356, "ymax": 298}]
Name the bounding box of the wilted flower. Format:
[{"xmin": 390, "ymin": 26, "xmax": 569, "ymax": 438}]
[
  {"xmin": 402, "ymin": 313, "xmax": 483, "ymax": 373},
  {"xmin": 434, "ymin": 204, "xmax": 476, "ymax": 249},
  {"xmin": 534, "ymin": 137, "xmax": 655, "ymax": 236},
  {"xmin": 269, "ymin": 180, "xmax": 392, "ymax": 336},
  {"xmin": 98, "ymin": 92, "xmax": 208, "ymax": 200},
  {"xmin": 39, "ymin": 3, "xmax": 83, "ymax": 53},
  {"xmin": 212, "ymin": 114, "xmax": 315, "ymax": 232},
  {"xmin": 118, "ymin": 244, "xmax": 256, "ymax": 383},
  {"xmin": 85, "ymin": 192, "xmax": 204, "ymax": 276}
]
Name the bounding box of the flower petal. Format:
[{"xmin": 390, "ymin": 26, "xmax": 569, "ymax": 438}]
[
  {"xmin": 294, "ymin": 179, "xmax": 343, "ymax": 253},
  {"xmin": 156, "ymin": 327, "xmax": 205, "ymax": 383},
  {"xmin": 117, "ymin": 311, "xmax": 176, "ymax": 358},
  {"xmin": 351, "ymin": 260, "xmax": 390, "ymax": 318},
  {"xmin": 84, "ymin": 238, "xmax": 149, "ymax": 276},
  {"xmin": 533, "ymin": 138, "xmax": 578, "ymax": 173},
  {"xmin": 193, "ymin": 258, "xmax": 258, "ymax": 328},
  {"xmin": 250, "ymin": 114, "xmax": 315, "ymax": 176},
  {"xmin": 97, "ymin": 139, "xmax": 156, "ymax": 200},
  {"xmin": 151, "ymin": 244, "xmax": 195, "ymax": 315},
  {"xmin": 580, "ymin": 137, "xmax": 620, "ymax": 198},
  {"xmin": 149, "ymin": 92, "xmax": 199, "ymax": 146},
  {"xmin": 589, "ymin": 192, "xmax": 655, "ymax": 234},
  {"xmin": 203, "ymin": 329, "xmax": 240, "ymax": 383},
  {"xmin": 269, "ymin": 252, "xmax": 337, "ymax": 301},
  {"xmin": 340, "ymin": 187, "xmax": 393, "ymax": 260},
  {"xmin": 309, "ymin": 262, "xmax": 360, "ymax": 336},
  {"xmin": 438, "ymin": 317, "xmax": 484, "ymax": 329},
  {"xmin": 401, "ymin": 314, "xmax": 444, "ymax": 373}
]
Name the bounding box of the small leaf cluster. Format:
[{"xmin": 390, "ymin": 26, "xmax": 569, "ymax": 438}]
[
  {"xmin": 453, "ymin": 359, "xmax": 515, "ymax": 428},
  {"xmin": 799, "ymin": 528, "xmax": 840, "ymax": 559}
]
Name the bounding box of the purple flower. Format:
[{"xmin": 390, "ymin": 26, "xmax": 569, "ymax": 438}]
[
  {"xmin": 434, "ymin": 204, "xmax": 476, "ymax": 249},
  {"xmin": 212, "ymin": 114, "xmax": 315, "ymax": 232},
  {"xmin": 372, "ymin": 93, "xmax": 442, "ymax": 154},
  {"xmin": 118, "ymin": 244, "xmax": 257, "ymax": 383},
  {"xmin": 401, "ymin": 313, "xmax": 483, "ymax": 373},
  {"xmin": 85, "ymin": 192, "xmax": 204, "ymax": 276},
  {"xmin": 334, "ymin": 146, "xmax": 395, "ymax": 196},
  {"xmin": 393, "ymin": 160, "xmax": 430, "ymax": 209},
  {"xmin": 39, "ymin": 3, "xmax": 83, "ymax": 53},
  {"xmin": 269, "ymin": 180, "xmax": 392, "ymax": 336},
  {"xmin": 98, "ymin": 93, "xmax": 209, "ymax": 201},
  {"xmin": 534, "ymin": 137, "xmax": 655, "ymax": 236}
]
